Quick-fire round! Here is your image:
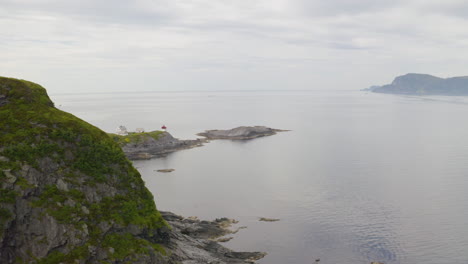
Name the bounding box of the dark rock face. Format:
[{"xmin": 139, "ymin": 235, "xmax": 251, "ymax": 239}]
[
  {"xmin": 369, "ymin": 73, "xmax": 468, "ymax": 95},
  {"xmin": 0, "ymin": 95, "xmax": 8, "ymax": 106},
  {"xmin": 198, "ymin": 126, "xmax": 284, "ymax": 140},
  {"xmin": 120, "ymin": 132, "xmax": 205, "ymax": 160}
]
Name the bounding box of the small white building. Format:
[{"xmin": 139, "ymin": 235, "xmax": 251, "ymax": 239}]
[
  {"xmin": 116, "ymin": 125, "xmax": 128, "ymax": 136},
  {"xmin": 135, "ymin": 128, "xmax": 145, "ymax": 133}
]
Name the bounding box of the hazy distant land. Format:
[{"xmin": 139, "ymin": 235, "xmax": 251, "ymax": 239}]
[{"xmin": 364, "ymin": 73, "xmax": 468, "ymax": 95}]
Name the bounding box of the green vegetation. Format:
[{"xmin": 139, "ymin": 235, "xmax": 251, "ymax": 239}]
[
  {"xmin": 36, "ymin": 245, "xmax": 89, "ymax": 264},
  {"xmin": 109, "ymin": 131, "xmax": 164, "ymax": 146},
  {"xmin": 102, "ymin": 233, "xmax": 166, "ymax": 260},
  {"xmin": 0, "ymin": 189, "xmax": 18, "ymax": 203},
  {"xmin": 16, "ymin": 177, "xmax": 34, "ymax": 190},
  {"xmin": 0, "ymin": 76, "xmax": 168, "ymax": 263}
]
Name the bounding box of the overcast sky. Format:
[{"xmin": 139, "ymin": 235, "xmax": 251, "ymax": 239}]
[{"xmin": 2, "ymin": 0, "xmax": 468, "ymax": 93}]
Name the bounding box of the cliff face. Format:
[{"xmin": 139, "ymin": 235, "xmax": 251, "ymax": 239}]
[
  {"xmin": 369, "ymin": 73, "xmax": 468, "ymax": 95},
  {"xmin": 0, "ymin": 77, "xmax": 169, "ymax": 263}
]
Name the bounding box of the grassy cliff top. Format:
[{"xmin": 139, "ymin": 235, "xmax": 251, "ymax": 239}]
[
  {"xmin": 0, "ymin": 77, "xmax": 110, "ymax": 146},
  {"xmin": 0, "ymin": 76, "xmax": 54, "ymax": 107}
]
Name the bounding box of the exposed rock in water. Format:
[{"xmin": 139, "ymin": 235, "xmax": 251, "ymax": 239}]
[
  {"xmin": 259, "ymin": 217, "xmax": 280, "ymax": 222},
  {"xmin": 110, "ymin": 131, "xmax": 206, "ymax": 160},
  {"xmin": 0, "ymin": 76, "xmax": 265, "ymax": 264},
  {"xmin": 198, "ymin": 126, "xmax": 286, "ymax": 140},
  {"xmin": 216, "ymin": 237, "xmax": 234, "ymax": 243},
  {"xmin": 156, "ymin": 169, "xmax": 175, "ymax": 173}
]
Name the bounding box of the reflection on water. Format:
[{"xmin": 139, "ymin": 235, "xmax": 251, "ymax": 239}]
[{"xmin": 52, "ymin": 91, "xmax": 468, "ymax": 264}]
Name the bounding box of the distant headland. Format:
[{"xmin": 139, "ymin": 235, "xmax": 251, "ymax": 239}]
[{"xmin": 364, "ymin": 73, "xmax": 468, "ymax": 95}]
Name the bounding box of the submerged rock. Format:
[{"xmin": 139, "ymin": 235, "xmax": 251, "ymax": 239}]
[
  {"xmin": 198, "ymin": 126, "xmax": 286, "ymax": 140},
  {"xmin": 259, "ymin": 217, "xmax": 280, "ymax": 222},
  {"xmin": 156, "ymin": 169, "xmax": 175, "ymax": 173}
]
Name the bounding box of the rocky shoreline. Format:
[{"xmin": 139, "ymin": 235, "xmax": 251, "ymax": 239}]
[
  {"xmin": 160, "ymin": 211, "xmax": 266, "ymax": 263},
  {"xmin": 0, "ymin": 76, "xmax": 268, "ymax": 263}
]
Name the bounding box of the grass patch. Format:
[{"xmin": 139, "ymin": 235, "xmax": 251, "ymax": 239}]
[
  {"xmin": 102, "ymin": 233, "xmax": 166, "ymax": 260},
  {"xmin": 109, "ymin": 131, "xmax": 164, "ymax": 146},
  {"xmin": 36, "ymin": 245, "xmax": 89, "ymax": 264},
  {"xmin": 0, "ymin": 189, "xmax": 18, "ymax": 203}
]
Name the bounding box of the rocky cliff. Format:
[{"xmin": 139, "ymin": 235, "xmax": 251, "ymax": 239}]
[
  {"xmin": 0, "ymin": 77, "xmax": 170, "ymax": 263},
  {"xmin": 0, "ymin": 77, "xmax": 264, "ymax": 263},
  {"xmin": 368, "ymin": 73, "xmax": 468, "ymax": 95}
]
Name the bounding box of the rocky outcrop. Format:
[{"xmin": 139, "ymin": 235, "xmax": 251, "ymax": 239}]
[
  {"xmin": 0, "ymin": 77, "xmax": 265, "ymax": 264},
  {"xmin": 161, "ymin": 211, "xmax": 266, "ymax": 263},
  {"xmin": 116, "ymin": 126, "xmax": 286, "ymax": 160},
  {"xmin": 368, "ymin": 73, "xmax": 468, "ymax": 95},
  {"xmin": 198, "ymin": 126, "xmax": 285, "ymax": 140},
  {"xmin": 112, "ymin": 132, "xmax": 206, "ymax": 160}
]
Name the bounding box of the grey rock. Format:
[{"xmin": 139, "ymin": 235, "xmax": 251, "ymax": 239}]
[
  {"xmin": 81, "ymin": 206, "xmax": 90, "ymax": 215},
  {"xmin": 0, "ymin": 94, "xmax": 8, "ymax": 107},
  {"xmin": 56, "ymin": 178, "xmax": 68, "ymax": 192},
  {"xmin": 197, "ymin": 126, "xmax": 286, "ymax": 140},
  {"xmin": 3, "ymin": 170, "xmax": 16, "ymax": 184},
  {"xmin": 160, "ymin": 211, "xmax": 266, "ymax": 264}
]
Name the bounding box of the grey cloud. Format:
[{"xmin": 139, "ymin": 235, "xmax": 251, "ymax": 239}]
[
  {"xmin": 296, "ymin": 0, "xmax": 405, "ymax": 16},
  {"xmin": 412, "ymin": 1, "xmax": 468, "ymax": 19},
  {"xmin": 1, "ymin": 0, "xmax": 175, "ymax": 25},
  {"xmin": 2, "ymin": 0, "xmax": 468, "ymax": 93}
]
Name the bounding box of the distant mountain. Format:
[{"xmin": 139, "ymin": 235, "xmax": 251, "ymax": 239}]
[{"xmin": 367, "ymin": 73, "xmax": 468, "ymax": 95}]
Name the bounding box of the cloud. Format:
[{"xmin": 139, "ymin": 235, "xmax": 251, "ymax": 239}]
[{"xmin": 1, "ymin": 0, "xmax": 468, "ymax": 92}]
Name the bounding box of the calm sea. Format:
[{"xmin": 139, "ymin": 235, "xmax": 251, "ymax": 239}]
[{"xmin": 50, "ymin": 90, "xmax": 468, "ymax": 264}]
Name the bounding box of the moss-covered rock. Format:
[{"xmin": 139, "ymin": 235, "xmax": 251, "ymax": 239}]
[{"xmin": 0, "ymin": 77, "xmax": 169, "ymax": 263}]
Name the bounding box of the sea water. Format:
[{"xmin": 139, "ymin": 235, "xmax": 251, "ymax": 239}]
[{"xmin": 51, "ymin": 90, "xmax": 468, "ymax": 264}]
